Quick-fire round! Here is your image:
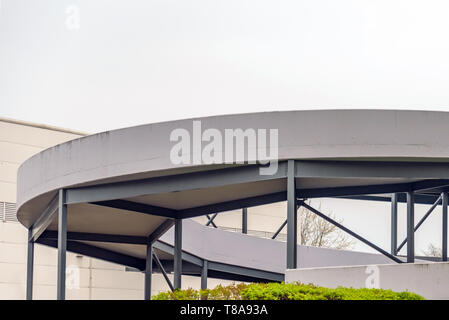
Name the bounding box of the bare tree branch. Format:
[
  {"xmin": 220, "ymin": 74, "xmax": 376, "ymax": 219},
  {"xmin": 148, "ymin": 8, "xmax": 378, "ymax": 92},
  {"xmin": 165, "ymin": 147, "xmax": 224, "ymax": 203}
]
[{"xmin": 299, "ymin": 200, "xmax": 355, "ymax": 250}]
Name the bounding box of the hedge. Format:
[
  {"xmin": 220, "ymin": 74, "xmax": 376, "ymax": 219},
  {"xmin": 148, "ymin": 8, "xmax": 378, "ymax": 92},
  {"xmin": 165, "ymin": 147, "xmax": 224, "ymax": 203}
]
[{"xmin": 152, "ymin": 282, "xmax": 424, "ymax": 300}]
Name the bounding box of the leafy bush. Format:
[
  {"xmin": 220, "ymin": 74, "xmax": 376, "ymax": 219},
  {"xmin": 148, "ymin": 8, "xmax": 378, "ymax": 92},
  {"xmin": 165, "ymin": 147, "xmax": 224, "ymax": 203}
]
[{"xmin": 152, "ymin": 282, "xmax": 424, "ymax": 300}]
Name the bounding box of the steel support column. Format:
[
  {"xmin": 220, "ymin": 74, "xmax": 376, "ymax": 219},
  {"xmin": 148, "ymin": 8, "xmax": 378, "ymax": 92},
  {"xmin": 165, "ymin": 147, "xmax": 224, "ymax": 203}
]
[
  {"xmin": 201, "ymin": 260, "xmax": 208, "ymax": 290},
  {"xmin": 287, "ymin": 160, "xmax": 297, "ymax": 269},
  {"xmin": 396, "ymin": 195, "xmax": 441, "ymax": 253},
  {"xmin": 26, "ymin": 229, "xmax": 34, "ymax": 300},
  {"xmin": 442, "ymin": 192, "xmax": 448, "ymax": 261},
  {"xmin": 406, "ymin": 191, "xmax": 415, "ymax": 263},
  {"xmin": 173, "ymin": 219, "xmax": 182, "ymax": 289},
  {"xmin": 57, "ymin": 189, "xmax": 67, "ymax": 300},
  {"xmin": 391, "ymin": 193, "xmax": 398, "ymax": 255},
  {"xmin": 144, "ymin": 243, "xmax": 153, "ymax": 300},
  {"xmin": 242, "ymin": 208, "xmax": 248, "ymax": 234}
]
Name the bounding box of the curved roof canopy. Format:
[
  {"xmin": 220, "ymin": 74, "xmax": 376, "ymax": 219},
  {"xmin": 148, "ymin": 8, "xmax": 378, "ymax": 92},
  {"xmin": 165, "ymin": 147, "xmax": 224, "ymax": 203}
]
[{"xmin": 16, "ymin": 110, "xmax": 449, "ymax": 276}]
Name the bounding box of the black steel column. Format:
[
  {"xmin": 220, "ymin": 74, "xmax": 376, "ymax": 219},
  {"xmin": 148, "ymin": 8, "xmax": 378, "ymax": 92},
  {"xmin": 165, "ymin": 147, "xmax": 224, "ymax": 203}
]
[
  {"xmin": 26, "ymin": 228, "xmax": 34, "ymax": 300},
  {"xmin": 174, "ymin": 219, "xmax": 182, "ymax": 289},
  {"xmin": 242, "ymin": 208, "xmax": 248, "ymax": 234},
  {"xmin": 144, "ymin": 243, "xmax": 153, "ymax": 300},
  {"xmin": 57, "ymin": 189, "xmax": 67, "ymax": 300},
  {"xmin": 406, "ymin": 191, "xmax": 415, "ymax": 263},
  {"xmin": 442, "ymin": 192, "xmax": 448, "ymax": 261},
  {"xmin": 201, "ymin": 260, "xmax": 208, "ymax": 290},
  {"xmin": 391, "ymin": 193, "xmax": 398, "ymax": 255},
  {"xmin": 286, "ymin": 160, "xmax": 297, "ymax": 269}
]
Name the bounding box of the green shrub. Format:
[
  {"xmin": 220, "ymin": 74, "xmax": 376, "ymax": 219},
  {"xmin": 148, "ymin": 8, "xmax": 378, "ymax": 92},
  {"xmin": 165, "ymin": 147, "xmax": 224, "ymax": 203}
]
[{"xmin": 152, "ymin": 282, "xmax": 424, "ymax": 300}]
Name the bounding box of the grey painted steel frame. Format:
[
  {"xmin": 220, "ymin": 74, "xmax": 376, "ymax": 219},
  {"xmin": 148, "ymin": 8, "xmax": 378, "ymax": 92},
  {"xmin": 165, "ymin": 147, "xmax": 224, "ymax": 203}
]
[
  {"xmin": 201, "ymin": 260, "xmax": 208, "ymax": 290},
  {"xmin": 407, "ymin": 192, "xmax": 415, "ymax": 263},
  {"xmin": 391, "ymin": 194, "xmax": 398, "ymax": 255},
  {"xmin": 299, "ymin": 201, "xmax": 403, "ymax": 264},
  {"xmin": 396, "ymin": 195, "xmax": 441, "ymax": 253},
  {"xmin": 295, "ymin": 160, "xmax": 449, "ymax": 180},
  {"xmin": 152, "ymin": 251, "xmax": 175, "ymax": 292},
  {"xmin": 443, "ymin": 192, "xmax": 448, "ymax": 261},
  {"xmin": 29, "ymin": 194, "xmax": 59, "ymax": 243},
  {"xmin": 57, "ymin": 189, "xmax": 67, "ymax": 300},
  {"xmin": 144, "ymin": 243, "xmax": 153, "ymax": 300},
  {"xmin": 26, "ymin": 159, "xmax": 449, "ymax": 300},
  {"xmin": 26, "ymin": 228, "xmax": 34, "ymax": 300},
  {"xmin": 286, "ymin": 160, "xmax": 297, "ymax": 269},
  {"xmin": 242, "ymin": 208, "xmax": 248, "ymax": 234},
  {"xmin": 65, "ymin": 162, "xmax": 288, "ymax": 205},
  {"xmin": 173, "ymin": 219, "xmax": 182, "ymax": 289},
  {"xmin": 206, "ymin": 214, "xmax": 218, "ymax": 228}
]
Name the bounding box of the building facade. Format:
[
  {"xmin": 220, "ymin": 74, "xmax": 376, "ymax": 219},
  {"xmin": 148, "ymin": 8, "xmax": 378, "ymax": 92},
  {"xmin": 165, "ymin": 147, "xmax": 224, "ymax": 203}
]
[{"xmin": 0, "ymin": 117, "xmax": 289, "ymax": 299}]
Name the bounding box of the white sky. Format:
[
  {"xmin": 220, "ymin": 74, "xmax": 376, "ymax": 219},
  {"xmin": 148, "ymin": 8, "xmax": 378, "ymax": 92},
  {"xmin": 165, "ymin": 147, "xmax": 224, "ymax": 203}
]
[{"xmin": 1, "ymin": 0, "xmax": 448, "ymax": 255}]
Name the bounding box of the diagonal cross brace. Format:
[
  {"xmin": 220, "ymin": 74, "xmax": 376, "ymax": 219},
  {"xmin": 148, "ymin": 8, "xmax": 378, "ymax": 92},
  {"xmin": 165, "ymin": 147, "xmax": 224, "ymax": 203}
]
[
  {"xmin": 206, "ymin": 213, "xmax": 218, "ymax": 228},
  {"xmin": 299, "ymin": 201, "xmax": 403, "ymax": 264},
  {"xmin": 152, "ymin": 251, "xmax": 175, "ymax": 292},
  {"xmin": 396, "ymin": 195, "xmax": 442, "ymax": 253}
]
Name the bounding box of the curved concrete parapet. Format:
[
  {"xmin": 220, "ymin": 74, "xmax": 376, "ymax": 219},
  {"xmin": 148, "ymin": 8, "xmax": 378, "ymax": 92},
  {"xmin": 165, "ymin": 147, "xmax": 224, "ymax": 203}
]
[{"xmin": 17, "ymin": 109, "xmax": 449, "ymax": 227}]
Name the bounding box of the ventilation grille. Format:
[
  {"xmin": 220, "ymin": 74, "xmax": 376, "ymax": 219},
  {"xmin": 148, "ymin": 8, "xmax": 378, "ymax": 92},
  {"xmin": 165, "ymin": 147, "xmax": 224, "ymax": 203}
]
[{"xmin": 0, "ymin": 202, "xmax": 18, "ymax": 222}]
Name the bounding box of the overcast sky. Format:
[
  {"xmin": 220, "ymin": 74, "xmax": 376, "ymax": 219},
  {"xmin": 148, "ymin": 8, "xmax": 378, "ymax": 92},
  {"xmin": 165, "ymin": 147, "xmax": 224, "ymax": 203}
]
[
  {"xmin": 1, "ymin": 0, "xmax": 448, "ymax": 255},
  {"xmin": 1, "ymin": 0, "xmax": 449, "ymax": 133}
]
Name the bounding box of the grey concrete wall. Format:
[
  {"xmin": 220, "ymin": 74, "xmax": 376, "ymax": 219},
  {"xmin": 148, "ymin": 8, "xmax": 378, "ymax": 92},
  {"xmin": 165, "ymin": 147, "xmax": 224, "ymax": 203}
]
[
  {"xmin": 285, "ymin": 262, "xmax": 449, "ymax": 299},
  {"xmin": 161, "ymin": 219, "xmax": 402, "ymax": 274}
]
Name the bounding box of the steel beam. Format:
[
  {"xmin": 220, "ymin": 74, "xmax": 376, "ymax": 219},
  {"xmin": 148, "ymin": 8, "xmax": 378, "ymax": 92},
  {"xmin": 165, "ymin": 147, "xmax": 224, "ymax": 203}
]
[
  {"xmin": 287, "ymin": 160, "xmax": 297, "ymax": 269},
  {"xmin": 272, "ymin": 219, "xmax": 287, "ymax": 240},
  {"xmin": 91, "ymin": 200, "xmax": 177, "ymax": 219},
  {"xmin": 335, "ymin": 194, "xmax": 440, "ymax": 205},
  {"xmin": 391, "ymin": 193, "xmax": 398, "ymax": 255},
  {"xmin": 148, "ymin": 219, "xmax": 175, "ymax": 244},
  {"xmin": 407, "ymin": 191, "xmax": 415, "ymax": 263},
  {"xmin": 57, "ymin": 189, "xmax": 67, "ymax": 300},
  {"xmin": 26, "ymin": 229, "xmax": 34, "ymax": 300},
  {"xmin": 207, "ymin": 261, "xmax": 284, "ymax": 282},
  {"xmin": 66, "ymin": 162, "xmax": 287, "ymax": 205},
  {"xmin": 153, "ymin": 251, "xmax": 174, "ymax": 292},
  {"xmin": 173, "ymin": 219, "xmax": 182, "ymax": 289},
  {"xmin": 179, "ymin": 191, "xmax": 287, "ymax": 219},
  {"xmin": 153, "ymin": 241, "xmax": 203, "ymax": 266},
  {"xmin": 29, "ymin": 194, "xmax": 58, "ymax": 242},
  {"xmin": 297, "ymin": 180, "xmax": 449, "ymax": 199},
  {"xmin": 242, "ymin": 208, "xmax": 248, "ymax": 234},
  {"xmin": 40, "ymin": 230, "xmax": 148, "ymax": 244},
  {"xmin": 206, "ymin": 214, "xmax": 218, "ymax": 228},
  {"xmin": 37, "ymin": 238, "xmax": 146, "ymax": 270},
  {"xmin": 201, "ymin": 260, "xmax": 208, "ymax": 290},
  {"xmin": 300, "ymin": 201, "xmax": 403, "ymax": 264},
  {"xmin": 443, "ymin": 192, "xmax": 448, "ymax": 261},
  {"xmin": 296, "ymin": 160, "xmax": 449, "ymax": 180},
  {"xmin": 144, "ymin": 243, "xmax": 153, "ymax": 300},
  {"xmin": 396, "ymin": 195, "xmax": 441, "ymax": 253}
]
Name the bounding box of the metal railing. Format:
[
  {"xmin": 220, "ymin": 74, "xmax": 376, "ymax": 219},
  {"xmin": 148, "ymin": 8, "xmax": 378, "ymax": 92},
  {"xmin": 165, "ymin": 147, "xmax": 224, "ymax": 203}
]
[{"xmin": 216, "ymin": 226, "xmax": 287, "ymax": 242}]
